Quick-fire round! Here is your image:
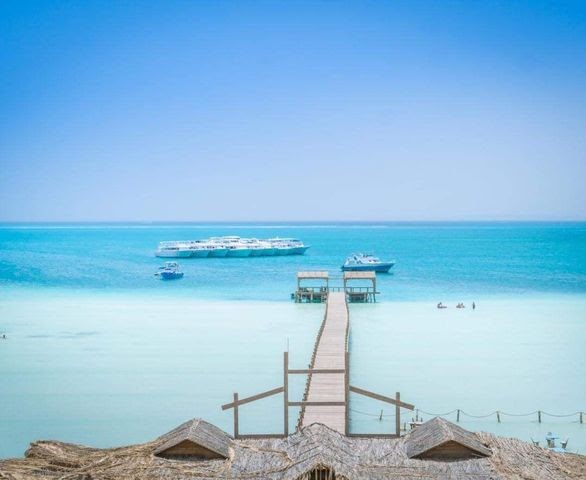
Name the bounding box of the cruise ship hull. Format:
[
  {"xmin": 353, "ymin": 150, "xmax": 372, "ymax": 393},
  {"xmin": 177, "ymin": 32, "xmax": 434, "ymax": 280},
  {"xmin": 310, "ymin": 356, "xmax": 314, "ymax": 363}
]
[
  {"xmin": 252, "ymin": 247, "xmax": 277, "ymax": 256},
  {"xmin": 209, "ymin": 248, "xmax": 228, "ymax": 257},
  {"xmin": 156, "ymin": 250, "xmax": 192, "ymax": 258},
  {"xmin": 189, "ymin": 250, "xmax": 210, "ymax": 258},
  {"xmin": 227, "ymin": 248, "xmax": 252, "ymax": 257}
]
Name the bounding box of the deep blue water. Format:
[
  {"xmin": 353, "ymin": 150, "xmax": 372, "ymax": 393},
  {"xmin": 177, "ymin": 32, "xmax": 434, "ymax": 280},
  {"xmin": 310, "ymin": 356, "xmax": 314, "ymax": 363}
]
[{"xmin": 1, "ymin": 222, "xmax": 585, "ymax": 300}]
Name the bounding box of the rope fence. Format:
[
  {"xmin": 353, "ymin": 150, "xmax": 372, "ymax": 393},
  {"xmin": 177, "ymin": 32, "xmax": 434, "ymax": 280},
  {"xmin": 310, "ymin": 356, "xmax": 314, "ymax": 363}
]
[{"xmin": 350, "ymin": 408, "xmax": 585, "ymax": 424}]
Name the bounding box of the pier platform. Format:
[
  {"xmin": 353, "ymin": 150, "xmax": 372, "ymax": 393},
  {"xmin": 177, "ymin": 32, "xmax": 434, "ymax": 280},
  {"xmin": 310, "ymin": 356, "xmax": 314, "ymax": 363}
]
[{"xmin": 294, "ymin": 271, "xmax": 378, "ymax": 303}]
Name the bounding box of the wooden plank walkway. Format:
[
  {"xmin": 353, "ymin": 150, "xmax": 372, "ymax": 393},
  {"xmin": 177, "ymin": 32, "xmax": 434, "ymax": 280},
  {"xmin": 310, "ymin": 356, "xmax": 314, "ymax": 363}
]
[{"xmin": 300, "ymin": 291, "xmax": 349, "ymax": 433}]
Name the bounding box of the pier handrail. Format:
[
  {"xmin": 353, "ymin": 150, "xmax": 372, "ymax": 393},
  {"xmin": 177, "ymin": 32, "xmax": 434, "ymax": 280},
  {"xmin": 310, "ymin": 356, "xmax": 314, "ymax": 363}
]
[{"xmin": 221, "ymin": 387, "xmax": 284, "ymax": 410}]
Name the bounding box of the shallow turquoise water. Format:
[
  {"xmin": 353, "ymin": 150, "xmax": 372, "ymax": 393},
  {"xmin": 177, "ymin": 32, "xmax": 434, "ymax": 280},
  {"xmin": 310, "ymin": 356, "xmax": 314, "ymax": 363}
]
[{"xmin": 0, "ymin": 223, "xmax": 585, "ymax": 458}]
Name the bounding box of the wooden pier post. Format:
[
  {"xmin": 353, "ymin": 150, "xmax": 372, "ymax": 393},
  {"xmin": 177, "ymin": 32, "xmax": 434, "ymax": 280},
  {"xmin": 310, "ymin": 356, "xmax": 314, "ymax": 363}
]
[
  {"xmin": 581, "ymin": 412, "xmax": 583, "ymax": 424},
  {"xmin": 457, "ymin": 409, "xmax": 460, "ymax": 422},
  {"xmin": 395, "ymin": 392, "xmax": 401, "ymax": 436},
  {"xmin": 233, "ymin": 393, "xmax": 239, "ymax": 438},
  {"xmin": 345, "ymin": 351, "xmax": 350, "ymax": 436},
  {"xmin": 284, "ymin": 352, "xmax": 289, "ymax": 436},
  {"xmin": 496, "ymin": 411, "xmax": 501, "ymax": 423},
  {"xmin": 538, "ymin": 410, "xmax": 541, "ymax": 423}
]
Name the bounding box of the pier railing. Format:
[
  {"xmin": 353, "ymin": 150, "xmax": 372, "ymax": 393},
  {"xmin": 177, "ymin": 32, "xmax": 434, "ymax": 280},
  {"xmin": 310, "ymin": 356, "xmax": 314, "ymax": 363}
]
[
  {"xmin": 221, "ymin": 351, "xmax": 414, "ymax": 439},
  {"xmin": 293, "ymin": 286, "xmax": 379, "ymax": 303}
]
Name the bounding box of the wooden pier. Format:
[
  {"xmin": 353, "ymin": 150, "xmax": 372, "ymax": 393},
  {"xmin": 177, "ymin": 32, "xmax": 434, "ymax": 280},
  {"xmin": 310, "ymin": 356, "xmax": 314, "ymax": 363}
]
[
  {"xmin": 299, "ymin": 291, "xmax": 349, "ymax": 433},
  {"xmin": 222, "ymin": 272, "xmax": 414, "ymax": 438}
]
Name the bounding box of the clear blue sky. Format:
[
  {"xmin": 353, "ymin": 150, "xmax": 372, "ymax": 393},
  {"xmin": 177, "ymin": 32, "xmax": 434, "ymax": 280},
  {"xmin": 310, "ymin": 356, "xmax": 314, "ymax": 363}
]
[{"xmin": 1, "ymin": 0, "xmax": 585, "ymax": 221}]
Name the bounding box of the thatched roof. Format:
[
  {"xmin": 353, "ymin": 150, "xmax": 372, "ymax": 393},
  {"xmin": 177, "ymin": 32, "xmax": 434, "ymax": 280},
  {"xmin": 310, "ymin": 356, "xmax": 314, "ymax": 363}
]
[
  {"xmin": 343, "ymin": 271, "xmax": 376, "ymax": 281},
  {"xmin": 404, "ymin": 416, "xmax": 492, "ymax": 459},
  {"xmin": 154, "ymin": 418, "xmax": 232, "ymax": 458},
  {"xmin": 298, "ymin": 271, "xmax": 329, "ymax": 280},
  {"xmin": 2, "ymin": 419, "xmax": 586, "ymax": 479}
]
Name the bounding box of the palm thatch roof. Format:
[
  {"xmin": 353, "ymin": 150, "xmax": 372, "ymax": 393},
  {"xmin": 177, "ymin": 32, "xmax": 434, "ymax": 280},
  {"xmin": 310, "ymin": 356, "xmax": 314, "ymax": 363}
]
[
  {"xmin": 298, "ymin": 271, "xmax": 329, "ymax": 280},
  {"xmin": 343, "ymin": 271, "xmax": 376, "ymax": 281},
  {"xmin": 404, "ymin": 416, "xmax": 492, "ymax": 459},
  {"xmin": 1, "ymin": 418, "xmax": 585, "ymax": 480},
  {"xmin": 154, "ymin": 418, "xmax": 232, "ymax": 458}
]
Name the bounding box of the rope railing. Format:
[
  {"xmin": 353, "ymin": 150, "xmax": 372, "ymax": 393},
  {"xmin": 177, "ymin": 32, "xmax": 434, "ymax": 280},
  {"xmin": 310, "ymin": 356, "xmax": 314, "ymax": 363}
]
[{"xmin": 349, "ymin": 408, "xmax": 585, "ymax": 424}]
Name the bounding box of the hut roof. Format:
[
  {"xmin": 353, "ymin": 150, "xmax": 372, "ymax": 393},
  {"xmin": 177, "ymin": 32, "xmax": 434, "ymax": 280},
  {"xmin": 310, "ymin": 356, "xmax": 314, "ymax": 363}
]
[
  {"xmin": 154, "ymin": 418, "xmax": 232, "ymax": 458},
  {"xmin": 297, "ymin": 271, "xmax": 329, "ymax": 280},
  {"xmin": 343, "ymin": 271, "xmax": 376, "ymax": 280},
  {"xmin": 2, "ymin": 419, "xmax": 586, "ymax": 479},
  {"xmin": 404, "ymin": 417, "xmax": 492, "ymax": 459}
]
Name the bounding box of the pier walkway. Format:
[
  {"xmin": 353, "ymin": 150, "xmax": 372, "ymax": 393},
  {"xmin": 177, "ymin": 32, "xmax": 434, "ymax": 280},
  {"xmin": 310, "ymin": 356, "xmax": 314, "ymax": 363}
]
[{"xmin": 300, "ymin": 291, "xmax": 349, "ymax": 433}]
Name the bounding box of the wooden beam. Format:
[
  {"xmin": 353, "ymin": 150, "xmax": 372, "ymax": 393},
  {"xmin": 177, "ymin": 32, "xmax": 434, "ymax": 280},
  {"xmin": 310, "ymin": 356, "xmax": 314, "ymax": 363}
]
[
  {"xmin": 284, "ymin": 352, "xmax": 289, "ymax": 436},
  {"xmin": 395, "ymin": 392, "xmax": 401, "ymax": 437},
  {"xmin": 233, "ymin": 392, "xmax": 239, "ymax": 438},
  {"xmin": 222, "ymin": 386, "xmax": 284, "ymax": 410},
  {"xmin": 349, "ymin": 386, "xmax": 415, "ymax": 410},
  {"xmin": 345, "ymin": 351, "xmax": 350, "ymax": 436},
  {"xmin": 289, "ymin": 401, "xmax": 346, "ymax": 407},
  {"xmin": 288, "ymin": 369, "xmax": 345, "ymax": 374}
]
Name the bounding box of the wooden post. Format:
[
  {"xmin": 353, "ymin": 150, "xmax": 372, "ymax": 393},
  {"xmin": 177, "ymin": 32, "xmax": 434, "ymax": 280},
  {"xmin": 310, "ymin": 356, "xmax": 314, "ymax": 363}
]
[
  {"xmin": 284, "ymin": 351, "xmax": 289, "ymax": 437},
  {"xmin": 496, "ymin": 411, "xmax": 501, "ymax": 423},
  {"xmin": 538, "ymin": 410, "xmax": 541, "ymax": 423},
  {"xmin": 395, "ymin": 392, "xmax": 401, "ymax": 436},
  {"xmin": 457, "ymin": 409, "xmax": 460, "ymax": 422},
  {"xmin": 344, "ymin": 351, "xmax": 350, "ymax": 436},
  {"xmin": 233, "ymin": 393, "xmax": 239, "ymax": 438},
  {"xmin": 580, "ymin": 412, "xmax": 583, "ymax": 424}
]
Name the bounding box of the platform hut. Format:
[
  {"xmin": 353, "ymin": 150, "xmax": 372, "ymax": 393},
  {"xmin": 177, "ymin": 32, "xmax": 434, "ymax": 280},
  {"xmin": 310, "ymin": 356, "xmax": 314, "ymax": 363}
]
[
  {"xmin": 295, "ymin": 271, "xmax": 329, "ymax": 303},
  {"xmin": 343, "ymin": 271, "xmax": 378, "ymax": 302}
]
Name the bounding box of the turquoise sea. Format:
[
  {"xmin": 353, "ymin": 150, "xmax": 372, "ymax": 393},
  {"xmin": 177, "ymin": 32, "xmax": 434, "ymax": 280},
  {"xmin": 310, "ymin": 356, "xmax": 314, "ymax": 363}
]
[{"xmin": 1, "ymin": 222, "xmax": 585, "ymax": 458}]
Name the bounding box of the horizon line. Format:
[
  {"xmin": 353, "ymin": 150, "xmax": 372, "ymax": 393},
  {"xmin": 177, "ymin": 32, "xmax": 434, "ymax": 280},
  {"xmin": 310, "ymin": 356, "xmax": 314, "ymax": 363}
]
[{"xmin": 1, "ymin": 219, "xmax": 585, "ymax": 225}]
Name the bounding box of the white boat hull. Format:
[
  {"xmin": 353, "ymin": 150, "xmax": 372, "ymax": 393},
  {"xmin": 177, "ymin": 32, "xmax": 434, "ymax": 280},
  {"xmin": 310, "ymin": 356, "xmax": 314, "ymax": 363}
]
[
  {"xmin": 227, "ymin": 248, "xmax": 251, "ymax": 257},
  {"xmin": 156, "ymin": 250, "xmax": 192, "ymax": 258},
  {"xmin": 189, "ymin": 249, "xmax": 210, "ymax": 258}
]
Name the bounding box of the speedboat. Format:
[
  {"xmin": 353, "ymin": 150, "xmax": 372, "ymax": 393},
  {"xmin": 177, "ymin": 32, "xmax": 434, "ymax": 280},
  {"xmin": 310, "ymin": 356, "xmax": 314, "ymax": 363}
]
[
  {"xmin": 155, "ymin": 262, "xmax": 184, "ymax": 280},
  {"xmin": 341, "ymin": 253, "xmax": 395, "ymax": 273}
]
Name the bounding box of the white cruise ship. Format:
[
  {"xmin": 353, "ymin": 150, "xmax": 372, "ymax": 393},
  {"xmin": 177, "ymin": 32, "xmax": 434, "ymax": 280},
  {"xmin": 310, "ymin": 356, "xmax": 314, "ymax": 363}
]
[{"xmin": 155, "ymin": 236, "xmax": 310, "ymax": 258}]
